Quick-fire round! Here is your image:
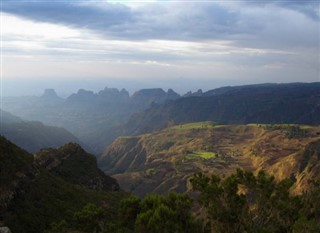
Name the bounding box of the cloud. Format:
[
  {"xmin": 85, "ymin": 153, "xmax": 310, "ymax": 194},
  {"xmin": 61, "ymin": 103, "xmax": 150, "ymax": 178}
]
[
  {"xmin": 2, "ymin": 1, "xmax": 134, "ymax": 32},
  {"xmin": 1, "ymin": 0, "xmax": 319, "ymax": 86},
  {"xmin": 242, "ymin": 0, "xmax": 319, "ymax": 20},
  {"xmin": 2, "ymin": 1, "xmax": 237, "ymax": 40},
  {"xmin": 2, "ymin": 0, "xmax": 318, "ymax": 49}
]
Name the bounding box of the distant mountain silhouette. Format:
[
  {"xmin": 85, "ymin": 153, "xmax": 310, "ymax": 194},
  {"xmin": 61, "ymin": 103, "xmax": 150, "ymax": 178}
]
[
  {"xmin": 2, "ymin": 87, "xmax": 181, "ymax": 154},
  {"xmin": 183, "ymin": 89, "xmax": 203, "ymax": 97},
  {"xmin": 131, "ymin": 88, "xmax": 180, "ymax": 109},
  {"xmin": 0, "ymin": 109, "xmax": 81, "ymax": 153},
  {"xmin": 0, "ymin": 109, "xmax": 23, "ymax": 123},
  {"xmin": 40, "ymin": 88, "xmax": 63, "ymax": 102},
  {"xmin": 121, "ymin": 82, "xmax": 320, "ymax": 136},
  {"xmin": 2, "ymin": 83, "xmax": 319, "ymax": 154}
]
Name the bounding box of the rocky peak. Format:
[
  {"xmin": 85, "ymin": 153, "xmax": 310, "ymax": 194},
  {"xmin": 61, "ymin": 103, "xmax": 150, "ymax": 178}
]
[
  {"xmin": 40, "ymin": 89, "xmax": 63, "ymax": 104},
  {"xmin": 41, "ymin": 89, "xmax": 59, "ymax": 99},
  {"xmin": 183, "ymin": 89, "xmax": 203, "ymax": 97},
  {"xmin": 195, "ymin": 89, "xmax": 203, "ymax": 95},
  {"xmin": 132, "ymin": 88, "xmax": 166, "ymax": 99},
  {"xmin": 98, "ymin": 87, "xmax": 120, "ymax": 96},
  {"xmin": 35, "ymin": 143, "xmax": 84, "ymax": 170},
  {"xmin": 167, "ymin": 89, "xmax": 180, "ymax": 100},
  {"xmin": 183, "ymin": 91, "xmax": 192, "ymax": 97},
  {"xmin": 35, "ymin": 143, "xmax": 119, "ymax": 191},
  {"xmin": 98, "ymin": 87, "xmax": 130, "ymax": 103},
  {"xmin": 131, "ymin": 88, "xmax": 179, "ymax": 108},
  {"xmin": 67, "ymin": 89, "xmax": 97, "ymax": 103},
  {"xmin": 120, "ymin": 88, "xmax": 130, "ymax": 96}
]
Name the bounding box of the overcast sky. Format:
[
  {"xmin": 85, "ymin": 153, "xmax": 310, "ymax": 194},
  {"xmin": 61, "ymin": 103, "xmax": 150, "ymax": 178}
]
[{"xmin": 1, "ymin": 0, "xmax": 319, "ymax": 96}]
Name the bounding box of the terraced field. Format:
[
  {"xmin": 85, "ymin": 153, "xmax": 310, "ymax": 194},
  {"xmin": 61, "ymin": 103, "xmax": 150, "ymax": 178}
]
[{"xmin": 99, "ymin": 123, "xmax": 320, "ymax": 197}]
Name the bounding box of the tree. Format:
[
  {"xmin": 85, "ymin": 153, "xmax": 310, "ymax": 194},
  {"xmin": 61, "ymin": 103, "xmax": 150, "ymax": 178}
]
[
  {"xmin": 296, "ymin": 179, "xmax": 320, "ymax": 232},
  {"xmin": 45, "ymin": 203, "xmax": 106, "ymax": 233},
  {"xmin": 190, "ymin": 171, "xmax": 245, "ymax": 233},
  {"xmin": 118, "ymin": 195, "xmax": 141, "ymax": 231},
  {"xmin": 73, "ymin": 203, "xmax": 105, "ymax": 233},
  {"xmin": 190, "ymin": 169, "xmax": 303, "ymax": 233},
  {"xmin": 135, "ymin": 203, "xmax": 177, "ymax": 233},
  {"xmin": 133, "ymin": 193, "xmax": 202, "ymax": 233}
]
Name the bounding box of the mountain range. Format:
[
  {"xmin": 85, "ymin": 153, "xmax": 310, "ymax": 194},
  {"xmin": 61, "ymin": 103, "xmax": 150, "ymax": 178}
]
[
  {"xmin": 1, "ymin": 82, "xmax": 319, "ymax": 156},
  {"xmin": 2, "ymin": 87, "xmax": 180, "ymax": 153},
  {"xmin": 0, "ymin": 109, "xmax": 81, "ymax": 153},
  {"xmin": 122, "ymin": 82, "xmax": 320, "ymax": 136}
]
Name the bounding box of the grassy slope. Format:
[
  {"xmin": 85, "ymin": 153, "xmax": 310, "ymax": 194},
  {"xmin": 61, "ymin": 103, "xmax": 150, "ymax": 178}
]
[
  {"xmin": 0, "ymin": 136, "xmax": 34, "ymax": 187},
  {"xmin": 4, "ymin": 170, "xmax": 127, "ymax": 233},
  {"xmin": 100, "ymin": 123, "xmax": 320, "ymax": 197}
]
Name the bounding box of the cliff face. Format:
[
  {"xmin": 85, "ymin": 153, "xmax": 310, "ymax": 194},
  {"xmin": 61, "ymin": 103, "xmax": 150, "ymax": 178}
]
[
  {"xmin": 99, "ymin": 136, "xmax": 146, "ymax": 174},
  {"xmin": 99, "ymin": 123, "xmax": 320, "ymax": 197},
  {"xmin": 35, "ymin": 143, "xmax": 119, "ymax": 191},
  {"xmin": 268, "ymin": 139, "xmax": 320, "ymax": 194}
]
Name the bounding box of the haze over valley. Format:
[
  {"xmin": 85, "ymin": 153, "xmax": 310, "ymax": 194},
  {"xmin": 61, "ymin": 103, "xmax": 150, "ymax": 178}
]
[{"xmin": 1, "ymin": 0, "xmax": 320, "ymax": 232}]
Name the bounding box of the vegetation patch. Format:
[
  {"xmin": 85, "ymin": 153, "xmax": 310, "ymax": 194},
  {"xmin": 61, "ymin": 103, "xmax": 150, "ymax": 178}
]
[
  {"xmin": 190, "ymin": 169, "xmax": 320, "ymax": 233},
  {"xmin": 284, "ymin": 125, "xmax": 309, "ymax": 138},
  {"xmin": 185, "ymin": 151, "xmax": 217, "ymax": 161},
  {"xmin": 46, "ymin": 170, "xmax": 320, "ymax": 233},
  {"xmin": 170, "ymin": 121, "xmax": 218, "ymax": 130},
  {"xmin": 4, "ymin": 170, "xmax": 126, "ymax": 233},
  {"xmin": 258, "ymin": 124, "xmax": 312, "ymax": 138}
]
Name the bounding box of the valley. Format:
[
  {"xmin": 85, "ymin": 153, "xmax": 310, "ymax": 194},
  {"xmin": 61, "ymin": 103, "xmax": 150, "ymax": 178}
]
[
  {"xmin": 2, "ymin": 0, "xmax": 320, "ymax": 231},
  {"xmin": 1, "ymin": 87, "xmax": 180, "ymax": 154},
  {"xmin": 1, "ymin": 82, "xmax": 320, "ymax": 232},
  {"xmin": 2, "ymin": 83, "xmax": 320, "ymax": 155}
]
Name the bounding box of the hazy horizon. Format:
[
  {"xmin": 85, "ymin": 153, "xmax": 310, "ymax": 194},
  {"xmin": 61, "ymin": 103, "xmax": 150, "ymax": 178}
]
[
  {"xmin": 1, "ymin": 0, "xmax": 319, "ymax": 97},
  {"xmin": 2, "ymin": 78, "xmax": 319, "ymax": 98}
]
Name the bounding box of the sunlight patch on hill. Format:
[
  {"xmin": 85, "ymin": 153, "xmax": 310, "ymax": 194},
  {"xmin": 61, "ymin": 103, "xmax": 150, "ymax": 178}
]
[{"xmin": 169, "ymin": 121, "xmax": 218, "ymax": 130}]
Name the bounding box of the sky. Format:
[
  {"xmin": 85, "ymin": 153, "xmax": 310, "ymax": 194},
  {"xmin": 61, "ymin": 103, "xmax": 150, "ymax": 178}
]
[{"xmin": 1, "ymin": 0, "xmax": 319, "ymax": 96}]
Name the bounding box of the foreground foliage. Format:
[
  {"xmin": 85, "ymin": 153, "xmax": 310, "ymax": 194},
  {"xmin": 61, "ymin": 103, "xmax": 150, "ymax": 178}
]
[
  {"xmin": 47, "ymin": 193, "xmax": 202, "ymax": 233},
  {"xmin": 45, "ymin": 170, "xmax": 320, "ymax": 233},
  {"xmin": 0, "ymin": 136, "xmax": 125, "ymax": 233},
  {"xmin": 190, "ymin": 169, "xmax": 320, "ymax": 233}
]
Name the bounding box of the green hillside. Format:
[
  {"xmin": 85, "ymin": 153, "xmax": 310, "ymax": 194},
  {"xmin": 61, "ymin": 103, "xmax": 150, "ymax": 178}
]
[{"xmin": 0, "ymin": 136, "xmax": 126, "ymax": 233}]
